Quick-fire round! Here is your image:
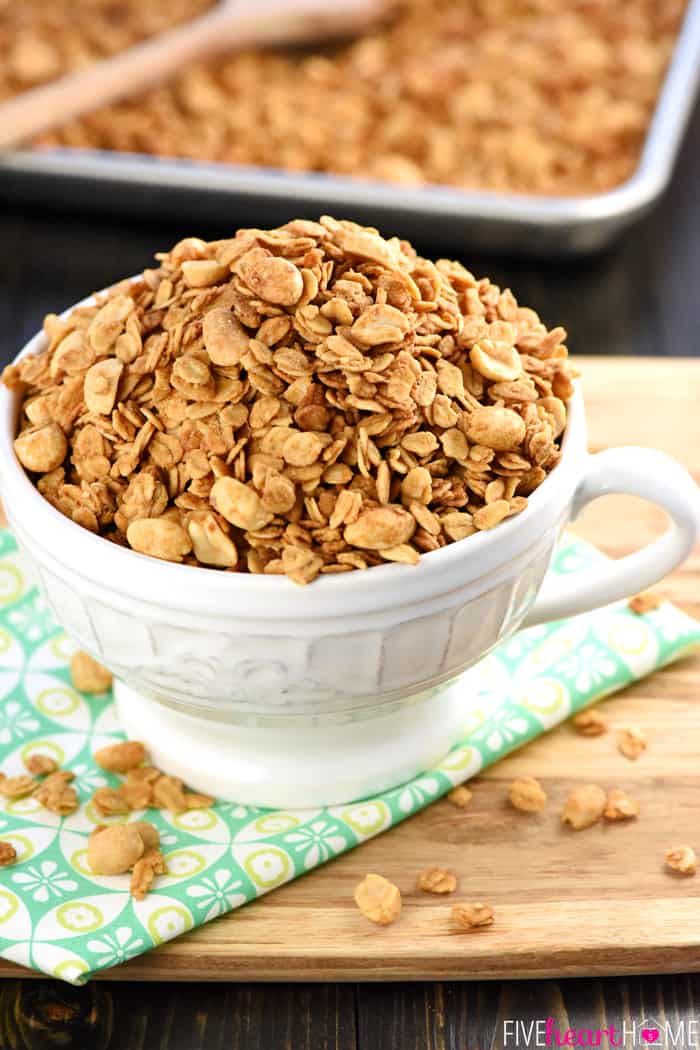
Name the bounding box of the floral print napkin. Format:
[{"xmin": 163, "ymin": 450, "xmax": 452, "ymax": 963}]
[{"xmin": 0, "ymin": 527, "xmax": 698, "ymax": 983}]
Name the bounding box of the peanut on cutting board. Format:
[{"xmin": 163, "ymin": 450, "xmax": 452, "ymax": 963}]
[
  {"xmin": 417, "ymin": 868, "xmax": 457, "ymax": 895},
  {"xmin": 452, "ymin": 902, "xmax": 495, "ymax": 930},
  {"xmin": 509, "ymin": 777, "xmax": 547, "ymax": 813},
  {"xmin": 666, "ymin": 846, "xmax": 697, "ymax": 876},
  {"xmin": 572, "ymin": 709, "xmax": 609, "ymax": 737},
  {"xmin": 617, "ymin": 727, "xmax": 648, "ymax": 761},
  {"xmin": 603, "ymin": 789, "xmax": 639, "ymax": 822},
  {"xmin": 354, "ymin": 874, "xmax": 402, "ymax": 926},
  {"xmin": 560, "ymin": 786, "xmax": 607, "ymax": 831},
  {"xmin": 447, "ymin": 786, "xmax": 472, "ymax": 809}
]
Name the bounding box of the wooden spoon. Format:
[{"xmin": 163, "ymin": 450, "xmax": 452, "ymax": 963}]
[{"xmin": 0, "ymin": 0, "xmax": 385, "ymax": 151}]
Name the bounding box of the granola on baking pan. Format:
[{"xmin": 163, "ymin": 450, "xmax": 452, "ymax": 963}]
[{"xmin": 18, "ymin": 0, "xmax": 685, "ymax": 198}]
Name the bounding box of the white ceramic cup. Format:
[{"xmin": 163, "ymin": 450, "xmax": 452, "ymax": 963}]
[{"xmin": 1, "ymin": 320, "xmax": 699, "ymax": 806}]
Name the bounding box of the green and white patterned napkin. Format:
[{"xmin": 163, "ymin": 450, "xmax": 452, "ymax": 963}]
[{"xmin": 0, "ymin": 527, "xmax": 698, "ymax": 984}]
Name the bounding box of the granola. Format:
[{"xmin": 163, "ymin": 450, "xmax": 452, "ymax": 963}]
[
  {"xmin": 628, "ymin": 591, "xmax": 664, "ymax": 614},
  {"xmin": 130, "ymin": 821, "xmax": 161, "ymax": 851},
  {"xmin": 354, "ymin": 873, "xmax": 402, "ymax": 925},
  {"xmin": 572, "ymin": 709, "xmax": 608, "ymax": 737},
  {"xmin": 447, "ymin": 785, "xmax": 472, "ymax": 809},
  {"xmin": 1, "ymin": 743, "xmax": 205, "ymax": 898},
  {"xmin": 560, "ymin": 785, "xmax": 606, "ymax": 830},
  {"xmin": 86, "ymin": 812, "xmax": 167, "ymax": 891},
  {"xmin": 617, "ymin": 727, "xmax": 647, "ymax": 761},
  {"xmin": 119, "ymin": 779, "xmax": 154, "ymax": 810},
  {"xmin": 87, "ymin": 824, "xmax": 145, "ymax": 875},
  {"xmin": 18, "ymin": 1, "xmax": 685, "ymax": 199},
  {"xmin": 91, "ymin": 786, "xmax": 130, "ymax": 817},
  {"xmin": 130, "ymin": 848, "xmax": 166, "ymax": 901},
  {"xmin": 417, "ymin": 868, "xmax": 457, "ymax": 894},
  {"xmin": 87, "ymin": 821, "xmax": 162, "ymax": 891},
  {"xmin": 184, "ymin": 792, "xmax": 216, "ymax": 809},
  {"xmin": 23, "ymin": 753, "xmax": 58, "ymax": 777},
  {"xmin": 666, "ymin": 846, "xmax": 697, "ymax": 876},
  {"xmin": 451, "ymin": 902, "xmax": 494, "ymax": 930},
  {"xmin": 6, "ymin": 218, "xmax": 575, "ymax": 585},
  {"xmin": 34, "ymin": 772, "xmax": 79, "ymax": 815},
  {"xmin": 0, "ymin": 842, "xmax": 17, "ymax": 867},
  {"xmin": 152, "ymin": 774, "xmax": 188, "ymax": 814},
  {"xmin": 70, "ymin": 650, "xmax": 113, "ymax": 694},
  {"xmin": 603, "ymin": 789, "xmax": 639, "ymax": 821},
  {"xmin": 509, "ymin": 776, "xmax": 547, "ymax": 813},
  {"xmin": 0, "ymin": 774, "xmax": 37, "ymax": 799}
]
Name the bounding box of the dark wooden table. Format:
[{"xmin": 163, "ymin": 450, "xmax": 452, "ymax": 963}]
[{"xmin": 1, "ymin": 100, "xmax": 699, "ymax": 1049}]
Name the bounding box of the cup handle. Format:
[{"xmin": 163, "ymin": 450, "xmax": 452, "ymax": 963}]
[{"xmin": 522, "ymin": 447, "xmax": 700, "ymax": 628}]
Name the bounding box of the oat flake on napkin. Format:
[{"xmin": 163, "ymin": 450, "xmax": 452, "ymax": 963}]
[{"xmin": 0, "ymin": 527, "xmax": 698, "ymax": 984}]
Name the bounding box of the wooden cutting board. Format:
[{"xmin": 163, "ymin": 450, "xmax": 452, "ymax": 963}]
[{"xmin": 2, "ymin": 356, "xmax": 700, "ymax": 982}]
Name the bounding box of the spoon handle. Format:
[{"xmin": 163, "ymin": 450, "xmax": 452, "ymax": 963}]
[{"xmin": 0, "ymin": 1, "xmax": 381, "ymax": 151}]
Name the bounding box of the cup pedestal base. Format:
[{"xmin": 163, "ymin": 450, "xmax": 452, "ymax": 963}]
[{"xmin": 113, "ymin": 678, "xmax": 476, "ymax": 808}]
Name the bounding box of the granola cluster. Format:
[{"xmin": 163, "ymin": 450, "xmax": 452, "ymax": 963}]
[
  {"xmin": 0, "ymin": 706, "xmax": 214, "ymax": 901},
  {"xmin": 86, "ymin": 822, "xmax": 162, "ymax": 893},
  {"xmin": 5, "ymin": 217, "xmax": 573, "ymax": 584},
  {"xmin": 27, "ymin": 0, "xmax": 686, "ymax": 197},
  {"xmin": 354, "ymin": 870, "xmax": 492, "ymax": 932},
  {"xmin": 666, "ymin": 846, "xmax": 697, "ymax": 876}
]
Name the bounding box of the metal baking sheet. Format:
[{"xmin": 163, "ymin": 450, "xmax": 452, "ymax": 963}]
[{"xmin": 1, "ymin": 0, "xmax": 699, "ymax": 254}]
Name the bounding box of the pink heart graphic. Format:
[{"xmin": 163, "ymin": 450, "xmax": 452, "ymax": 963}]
[{"xmin": 641, "ymin": 1029, "xmax": 660, "ymax": 1044}]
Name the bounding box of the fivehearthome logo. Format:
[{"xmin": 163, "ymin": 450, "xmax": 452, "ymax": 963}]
[{"xmin": 502, "ymin": 1016, "xmax": 700, "ymax": 1048}]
